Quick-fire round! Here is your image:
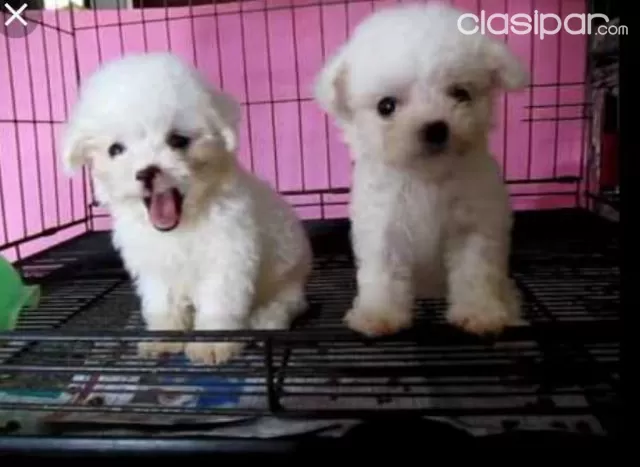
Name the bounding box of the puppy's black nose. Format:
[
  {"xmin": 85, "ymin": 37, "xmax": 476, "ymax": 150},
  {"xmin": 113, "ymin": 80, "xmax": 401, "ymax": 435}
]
[
  {"xmin": 421, "ymin": 120, "xmax": 449, "ymax": 147},
  {"xmin": 135, "ymin": 165, "xmax": 161, "ymax": 183}
]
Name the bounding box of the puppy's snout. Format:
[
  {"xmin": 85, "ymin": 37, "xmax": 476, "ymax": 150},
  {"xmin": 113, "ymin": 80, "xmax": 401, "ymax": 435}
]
[
  {"xmin": 135, "ymin": 165, "xmax": 161, "ymax": 184},
  {"xmin": 421, "ymin": 120, "xmax": 449, "ymax": 147}
]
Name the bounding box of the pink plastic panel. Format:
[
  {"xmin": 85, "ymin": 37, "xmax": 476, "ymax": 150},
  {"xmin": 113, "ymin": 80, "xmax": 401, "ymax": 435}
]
[{"xmin": 1, "ymin": 0, "xmax": 588, "ymax": 256}]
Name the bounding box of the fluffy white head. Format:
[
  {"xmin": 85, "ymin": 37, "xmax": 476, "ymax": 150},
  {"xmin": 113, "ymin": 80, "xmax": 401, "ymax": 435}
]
[
  {"xmin": 314, "ymin": 2, "xmax": 529, "ymax": 169},
  {"xmin": 61, "ymin": 52, "xmax": 241, "ymax": 231}
]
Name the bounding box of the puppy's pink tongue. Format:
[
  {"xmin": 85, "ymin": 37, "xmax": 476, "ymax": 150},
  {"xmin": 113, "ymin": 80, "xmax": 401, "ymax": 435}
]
[{"xmin": 149, "ymin": 190, "xmax": 180, "ymax": 231}]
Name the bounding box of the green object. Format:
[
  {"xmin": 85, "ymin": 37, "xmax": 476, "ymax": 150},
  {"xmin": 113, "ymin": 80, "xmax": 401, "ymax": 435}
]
[{"xmin": 0, "ymin": 255, "xmax": 40, "ymax": 330}]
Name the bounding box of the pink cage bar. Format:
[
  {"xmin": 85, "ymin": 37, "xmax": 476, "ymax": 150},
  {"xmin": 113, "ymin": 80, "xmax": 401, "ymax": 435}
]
[{"xmin": 0, "ymin": 0, "xmax": 590, "ymax": 264}]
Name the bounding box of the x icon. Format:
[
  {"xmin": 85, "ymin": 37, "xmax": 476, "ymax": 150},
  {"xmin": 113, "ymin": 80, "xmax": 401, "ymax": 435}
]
[{"xmin": 4, "ymin": 3, "xmax": 27, "ymax": 27}]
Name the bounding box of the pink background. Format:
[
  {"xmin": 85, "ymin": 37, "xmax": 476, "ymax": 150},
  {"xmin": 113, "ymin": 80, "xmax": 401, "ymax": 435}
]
[{"xmin": 0, "ymin": 0, "xmax": 588, "ymax": 262}]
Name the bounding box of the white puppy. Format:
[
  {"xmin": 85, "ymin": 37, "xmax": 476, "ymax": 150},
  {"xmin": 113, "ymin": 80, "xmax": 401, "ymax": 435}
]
[
  {"xmin": 61, "ymin": 52, "xmax": 312, "ymax": 364},
  {"xmin": 314, "ymin": 2, "xmax": 527, "ymax": 337}
]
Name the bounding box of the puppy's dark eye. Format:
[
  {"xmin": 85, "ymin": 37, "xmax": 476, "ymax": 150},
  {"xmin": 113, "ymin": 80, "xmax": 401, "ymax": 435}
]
[
  {"xmin": 377, "ymin": 97, "xmax": 397, "ymax": 117},
  {"xmin": 108, "ymin": 142, "xmax": 125, "ymax": 158},
  {"xmin": 166, "ymin": 132, "xmax": 191, "ymax": 150},
  {"xmin": 449, "ymin": 86, "xmax": 471, "ymax": 102}
]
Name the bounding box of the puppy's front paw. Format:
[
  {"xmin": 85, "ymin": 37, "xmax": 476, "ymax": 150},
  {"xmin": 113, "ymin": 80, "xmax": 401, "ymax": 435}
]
[
  {"xmin": 137, "ymin": 341, "xmax": 184, "ymax": 359},
  {"xmin": 344, "ymin": 305, "xmax": 412, "ymax": 337},
  {"xmin": 447, "ymin": 279, "xmax": 525, "ymax": 336},
  {"xmin": 446, "ymin": 298, "xmax": 521, "ymax": 336},
  {"xmin": 185, "ymin": 342, "xmax": 245, "ymax": 365}
]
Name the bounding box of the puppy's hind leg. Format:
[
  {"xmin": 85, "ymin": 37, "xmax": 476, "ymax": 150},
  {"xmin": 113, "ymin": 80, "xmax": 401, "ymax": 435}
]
[
  {"xmin": 136, "ymin": 276, "xmax": 191, "ymax": 359},
  {"xmin": 250, "ymin": 281, "xmax": 308, "ymax": 331}
]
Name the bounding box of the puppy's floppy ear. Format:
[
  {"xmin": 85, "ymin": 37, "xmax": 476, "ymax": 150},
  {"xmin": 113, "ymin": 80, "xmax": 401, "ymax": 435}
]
[
  {"xmin": 313, "ymin": 46, "xmax": 352, "ymax": 123},
  {"xmin": 203, "ymin": 87, "xmax": 241, "ymax": 154},
  {"xmin": 485, "ymin": 39, "xmax": 529, "ymax": 91},
  {"xmin": 59, "ymin": 117, "xmax": 91, "ymax": 176}
]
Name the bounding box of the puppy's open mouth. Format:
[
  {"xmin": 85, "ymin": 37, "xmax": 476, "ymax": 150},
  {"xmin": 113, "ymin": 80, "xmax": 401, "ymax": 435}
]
[{"xmin": 142, "ymin": 187, "xmax": 184, "ymax": 232}]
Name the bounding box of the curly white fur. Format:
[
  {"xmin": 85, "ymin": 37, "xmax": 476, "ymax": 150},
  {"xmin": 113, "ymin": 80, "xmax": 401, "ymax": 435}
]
[
  {"xmin": 61, "ymin": 52, "xmax": 312, "ymax": 364},
  {"xmin": 314, "ymin": 2, "xmax": 528, "ymax": 337}
]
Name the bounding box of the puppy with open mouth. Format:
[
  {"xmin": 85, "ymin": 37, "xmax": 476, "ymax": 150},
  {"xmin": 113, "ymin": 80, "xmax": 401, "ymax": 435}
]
[
  {"xmin": 61, "ymin": 52, "xmax": 312, "ymax": 365},
  {"xmin": 138, "ymin": 165, "xmax": 184, "ymax": 232}
]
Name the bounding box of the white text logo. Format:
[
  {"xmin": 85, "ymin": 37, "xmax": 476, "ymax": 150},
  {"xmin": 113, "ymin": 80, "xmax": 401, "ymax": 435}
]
[{"xmin": 457, "ymin": 11, "xmax": 627, "ymax": 40}]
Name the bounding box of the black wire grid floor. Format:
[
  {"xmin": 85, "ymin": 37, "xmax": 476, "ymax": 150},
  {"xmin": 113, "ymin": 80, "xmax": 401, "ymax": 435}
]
[{"xmin": 0, "ymin": 209, "xmax": 620, "ymax": 437}]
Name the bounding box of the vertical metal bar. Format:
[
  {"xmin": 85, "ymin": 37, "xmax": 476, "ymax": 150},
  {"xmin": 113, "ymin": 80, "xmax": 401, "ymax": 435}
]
[
  {"xmin": 117, "ymin": 0, "xmax": 125, "ymax": 57},
  {"xmin": 188, "ymin": 0, "xmax": 198, "ymax": 67},
  {"xmin": 264, "ymin": 337, "xmax": 278, "ymax": 412},
  {"xmin": 91, "ymin": 3, "xmax": 103, "ymax": 78},
  {"xmin": 68, "ymin": 3, "xmax": 87, "ymax": 229},
  {"xmin": 142, "ymin": 0, "xmax": 149, "ymax": 52},
  {"xmin": 84, "ymin": 3, "xmax": 102, "ymax": 231},
  {"xmin": 239, "ymin": 3, "xmax": 255, "ymax": 172},
  {"xmin": 164, "ymin": 0, "xmax": 171, "ymax": 51},
  {"xmin": 213, "ymin": 1, "xmax": 224, "ymax": 90},
  {"xmin": 42, "ymin": 8, "xmax": 61, "ymax": 230},
  {"xmin": 526, "ymin": 0, "xmax": 536, "ymax": 180},
  {"xmin": 339, "ymin": 0, "xmax": 352, "ymax": 220},
  {"xmin": 501, "ymin": 0, "xmax": 509, "ymax": 177},
  {"xmin": 263, "ymin": 4, "xmax": 279, "ymax": 191},
  {"xmin": 54, "ymin": 6, "xmax": 71, "ymax": 228},
  {"xmin": 319, "ymin": 2, "xmax": 330, "ymax": 219},
  {"xmin": 0, "ymin": 32, "xmax": 10, "ymax": 244},
  {"xmin": 23, "ymin": 15, "xmax": 47, "ymax": 235},
  {"xmin": 580, "ymin": 0, "xmax": 595, "ymax": 210},
  {"xmin": 291, "ymin": 1, "xmax": 306, "ymax": 194},
  {"xmin": 552, "ymin": 1, "xmax": 563, "ymax": 179}
]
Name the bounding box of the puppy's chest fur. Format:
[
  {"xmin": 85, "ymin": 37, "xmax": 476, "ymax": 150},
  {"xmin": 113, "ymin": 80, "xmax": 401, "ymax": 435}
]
[
  {"xmin": 110, "ymin": 197, "xmax": 253, "ymax": 300},
  {"xmin": 113, "ymin": 218, "xmax": 221, "ymax": 291},
  {"xmin": 351, "ymin": 162, "xmax": 468, "ymax": 297}
]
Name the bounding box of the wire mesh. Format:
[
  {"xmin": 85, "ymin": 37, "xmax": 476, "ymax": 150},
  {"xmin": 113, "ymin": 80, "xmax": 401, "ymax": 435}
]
[{"xmin": 0, "ymin": 210, "xmax": 620, "ymax": 436}]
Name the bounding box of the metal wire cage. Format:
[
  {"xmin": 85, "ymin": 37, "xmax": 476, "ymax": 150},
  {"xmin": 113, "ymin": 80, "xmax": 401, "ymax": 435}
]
[{"xmin": 0, "ymin": 0, "xmax": 621, "ymax": 453}]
